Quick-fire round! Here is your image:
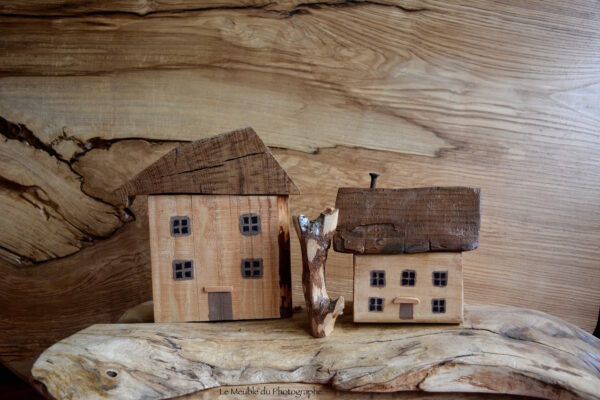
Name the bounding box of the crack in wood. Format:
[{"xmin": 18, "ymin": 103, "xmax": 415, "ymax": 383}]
[
  {"xmin": 0, "ymin": 116, "xmax": 133, "ymax": 264},
  {"xmin": 0, "ymin": 116, "xmax": 61, "ymax": 159},
  {"xmin": 163, "ymin": 150, "xmax": 265, "ymax": 179},
  {"xmin": 0, "ymin": 0, "xmax": 428, "ymax": 18}
]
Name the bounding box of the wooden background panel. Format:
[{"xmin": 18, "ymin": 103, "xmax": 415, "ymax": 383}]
[{"xmin": 0, "ymin": 0, "xmax": 599, "ymax": 380}]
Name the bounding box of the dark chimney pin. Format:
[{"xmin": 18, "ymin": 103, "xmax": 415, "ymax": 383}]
[{"xmin": 369, "ymin": 172, "xmax": 379, "ymax": 189}]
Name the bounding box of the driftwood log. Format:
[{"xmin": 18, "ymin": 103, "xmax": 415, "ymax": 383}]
[
  {"xmin": 31, "ymin": 304, "xmax": 600, "ymax": 400},
  {"xmin": 293, "ymin": 208, "xmax": 344, "ymax": 337}
]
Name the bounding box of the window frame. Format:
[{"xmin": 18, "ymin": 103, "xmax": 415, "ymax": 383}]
[
  {"xmin": 370, "ymin": 270, "xmax": 386, "ymax": 287},
  {"xmin": 170, "ymin": 216, "xmax": 191, "ymax": 237},
  {"xmin": 172, "ymin": 259, "xmax": 194, "ymax": 281},
  {"xmin": 401, "ymin": 269, "xmax": 416, "ymax": 286},
  {"xmin": 241, "ymin": 258, "xmax": 264, "ymax": 279},
  {"xmin": 432, "ymin": 298, "xmax": 446, "ymax": 313},
  {"xmin": 368, "ymin": 297, "xmax": 384, "ymax": 312},
  {"xmin": 433, "ymin": 271, "xmax": 448, "ymax": 287},
  {"xmin": 239, "ymin": 213, "xmax": 261, "ymax": 236}
]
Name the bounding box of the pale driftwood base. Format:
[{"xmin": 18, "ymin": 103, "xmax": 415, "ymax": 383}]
[
  {"xmin": 179, "ymin": 384, "xmax": 537, "ymax": 399},
  {"xmin": 31, "ymin": 305, "xmax": 600, "ymax": 400}
]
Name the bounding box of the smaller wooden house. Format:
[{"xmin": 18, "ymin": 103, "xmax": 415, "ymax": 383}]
[
  {"xmin": 334, "ymin": 176, "xmax": 480, "ymax": 323},
  {"xmin": 118, "ymin": 127, "xmax": 299, "ymax": 323}
]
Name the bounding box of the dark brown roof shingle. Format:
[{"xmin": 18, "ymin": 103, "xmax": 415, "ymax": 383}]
[
  {"xmin": 117, "ymin": 127, "xmax": 299, "ymax": 203},
  {"xmin": 333, "ymin": 187, "xmax": 481, "ymax": 254}
]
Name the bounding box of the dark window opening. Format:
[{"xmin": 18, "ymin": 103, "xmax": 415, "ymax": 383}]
[
  {"xmin": 401, "ymin": 270, "xmax": 416, "ymax": 286},
  {"xmin": 173, "ymin": 260, "xmax": 194, "ymax": 281},
  {"xmin": 433, "ymin": 271, "xmax": 448, "ymax": 287},
  {"xmin": 241, "ymin": 258, "xmax": 263, "ymax": 278},
  {"xmin": 170, "ymin": 216, "xmax": 191, "ymax": 237},
  {"xmin": 240, "ymin": 213, "xmax": 261, "ymax": 235},
  {"xmin": 432, "ymin": 299, "xmax": 446, "ymax": 313},
  {"xmin": 370, "ymin": 270, "xmax": 385, "ymax": 287},
  {"xmin": 368, "ymin": 297, "xmax": 384, "ymax": 312}
]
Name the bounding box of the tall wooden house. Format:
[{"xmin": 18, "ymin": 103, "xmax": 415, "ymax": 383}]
[
  {"xmin": 118, "ymin": 127, "xmax": 299, "ymax": 322},
  {"xmin": 334, "ymin": 175, "xmax": 480, "ymax": 323}
]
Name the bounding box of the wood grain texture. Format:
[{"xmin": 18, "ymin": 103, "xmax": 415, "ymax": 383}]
[
  {"xmin": 0, "ymin": 120, "xmax": 127, "ymax": 264},
  {"xmin": 149, "ymin": 195, "xmax": 286, "ymax": 322},
  {"xmin": 118, "ymin": 127, "xmax": 299, "ymax": 203},
  {"xmin": 31, "ymin": 305, "xmax": 600, "ymax": 400},
  {"xmin": 334, "ymin": 187, "xmax": 481, "ymax": 254},
  {"xmin": 0, "ymin": 0, "xmax": 599, "ymax": 379},
  {"xmin": 293, "ymin": 208, "xmax": 344, "ymax": 337},
  {"xmin": 0, "ymin": 199, "xmax": 151, "ymax": 375},
  {"xmin": 180, "ymin": 384, "xmax": 538, "ymax": 399},
  {"xmin": 353, "ymin": 253, "xmax": 463, "ymax": 323}
]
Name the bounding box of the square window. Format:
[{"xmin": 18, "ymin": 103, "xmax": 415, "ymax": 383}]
[
  {"xmin": 432, "ymin": 299, "xmax": 446, "ymax": 313},
  {"xmin": 173, "ymin": 260, "xmax": 193, "ymax": 281},
  {"xmin": 170, "ymin": 216, "xmax": 191, "ymax": 237},
  {"xmin": 241, "ymin": 258, "xmax": 263, "ymax": 278},
  {"xmin": 240, "ymin": 213, "xmax": 261, "ymax": 236},
  {"xmin": 368, "ymin": 297, "xmax": 384, "ymax": 312},
  {"xmin": 401, "ymin": 270, "xmax": 416, "ymax": 286},
  {"xmin": 370, "ymin": 270, "xmax": 385, "ymax": 287},
  {"xmin": 433, "ymin": 271, "xmax": 448, "ymax": 287}
]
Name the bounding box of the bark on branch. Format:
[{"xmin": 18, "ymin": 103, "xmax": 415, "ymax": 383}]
[{"xmin": 293, "ymin": 207, "xmax": 344, "ymax": 338}]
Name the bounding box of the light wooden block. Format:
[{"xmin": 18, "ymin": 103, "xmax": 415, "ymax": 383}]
[
  {"xmin": 148, "ymin": 194, "xmax": 289, "ymax": 322},
  {"xmin": 353, "ymin": 253, "xmax": 463, "ymax": 323}
]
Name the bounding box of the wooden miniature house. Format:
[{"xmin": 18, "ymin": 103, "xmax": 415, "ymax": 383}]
[
  {"xmin": 334, "ymin": 176, "xmax": 481, "ymax": 323},
  {"xmin": 118, "ymin": 127, "xmax": 299, "ymax": 322}
]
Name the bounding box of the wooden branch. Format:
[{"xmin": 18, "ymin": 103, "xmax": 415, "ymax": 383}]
[
  {"xmin": 293, "ymin": 208, "xmax": 344, "ymax": 338},
  {"xmin": 31, "ymin": 305, "xmax": 600, "ymax": 400}
]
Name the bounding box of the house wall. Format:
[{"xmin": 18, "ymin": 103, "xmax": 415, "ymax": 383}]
[
  {"xmin": 354, "ymin": 253, "xmax": 463, "ymax": 323},
  {"xmin": 148, "ymin": 194, "xmax": 289, "ymax": 322}
]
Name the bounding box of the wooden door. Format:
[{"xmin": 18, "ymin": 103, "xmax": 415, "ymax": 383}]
[
  {"xmin": 399, "ymin": 303, "xmax": 413, "ymax": 320},
  {"xmin": 208, "ymin": 292, "xmax": 233, "ymax": 321}
]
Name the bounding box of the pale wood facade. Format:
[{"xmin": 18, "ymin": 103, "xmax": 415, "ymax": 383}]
[
  {"xmin": 148, "ymin": 194, "xmax": 290, "ymax": 322},
  {"xmin": 353, "ymin": 253, "xmax": 463, "ymax": 323}
]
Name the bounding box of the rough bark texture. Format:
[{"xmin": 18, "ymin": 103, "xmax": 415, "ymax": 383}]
[
  {"xmin": 293, "ymin": 208, "xmax": 344, "ymax": 337},
  {"xmin": 1, "ymin": 0, "xmax": 600, "ymax": 381},
  {"xmin": 334, "ymin": 187, "xmax": 481, "ymax": 254},
  {"xmin": 31, "ymin": 305, "xmax": 600, "ymax": 400},
  {"xmin": 117, "ymin": 127, "xmax": 299, "ymax": 204}
]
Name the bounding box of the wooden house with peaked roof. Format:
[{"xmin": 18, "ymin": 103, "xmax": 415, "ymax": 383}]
[
  {"xmin": 334, "ymin": 176, "xmax": 480, "ymax": 323},
  {"xmin": 118, "ymin": 127, "xmax": 299, "ymax": 323}
]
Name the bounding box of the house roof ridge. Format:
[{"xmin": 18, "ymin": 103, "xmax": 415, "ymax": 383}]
[{"xmin": 115, "ymin": 127, "xmax": 299, "ymax": 205}]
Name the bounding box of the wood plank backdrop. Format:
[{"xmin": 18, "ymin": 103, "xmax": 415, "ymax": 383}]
[{"xmin": 0, "ymin": 0, "xmax": 599, "ymax": 380}]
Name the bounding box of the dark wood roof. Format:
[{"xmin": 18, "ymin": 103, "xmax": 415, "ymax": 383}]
[
  {"xmin": 333, "ymin": 187, "xmax": 480, "ymax": 254},
  {"xmin": 117, "ymin": 127, "xmax": 299, "ymax": 203}
]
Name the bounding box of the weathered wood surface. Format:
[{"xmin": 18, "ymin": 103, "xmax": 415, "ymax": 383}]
[
  {"xmin": 148, "ymin": 195, "xmax": 290, "ymax": 322},
  {"xmin": 118, "ymin": 127, "xmax": 299, "ymax": 204},
  {"xmin": 1, "ymin": 0, "xmax": 600, "ymax": 380},
  {"xmin": 293, "ymin": 208, "xmax": 344, "ymax": 337},
  {"xmin": 353, "ymin": 253, "xmax": 463, "ymax": 323},
  {"xmin": 31, "ymin": 305, "xmax": 600, "ymax": 400},
  {"xmin": 181, "ymin": 384, "xmax": 538, "ymax": 399},
  {"xmin": 334, "ymin": 187, "xmax": 481, "ymax": 254}
]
